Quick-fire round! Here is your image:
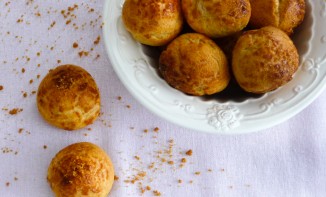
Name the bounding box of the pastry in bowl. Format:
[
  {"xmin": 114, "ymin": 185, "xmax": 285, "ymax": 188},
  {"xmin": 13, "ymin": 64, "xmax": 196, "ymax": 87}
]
[
  {"xmin": 159, "ymin": 33, "xmax": 230, "ymax": 96},
  {"xmin": 232, "ymin": 26, "xmax": 299, "ymax": 94},
  {"xmin": 181, "ymin": 0, "xmax": 251, "ymax": 38},
  {"xmin": 47, "ymin": 142, "xmax": 114, "ymax": 197},
  {"xmin": 249, "ymin": 0, "xmax": 305, "ymax": 35},
  {"xmin": 122, "ymin": 0, "xmax": 183, "ymax": 46},
  {"xmin": 37, "ymin": 65, "xmax": 100, "ymax": 130}
]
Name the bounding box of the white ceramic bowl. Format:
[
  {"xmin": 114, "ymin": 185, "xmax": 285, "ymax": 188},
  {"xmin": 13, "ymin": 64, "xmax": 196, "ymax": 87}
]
[{"xmin": 103, "ymin": 0, "xmax": 326, "ymax": 134}]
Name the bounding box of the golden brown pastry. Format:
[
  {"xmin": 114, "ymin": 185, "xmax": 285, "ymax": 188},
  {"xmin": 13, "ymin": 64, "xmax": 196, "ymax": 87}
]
[
  {"xmin": 232, "ymin": 26, "xmax": 299, "ymax": 94},
  {"xmin": 47, "ymin": 142, "xmax": 114, "ymax": 197},
  {"xmin": 249, "ymin": 0, "xmax": 305, "ymax": 35},
  {"xmin": 37, "ymin": 65, "xmax": 100, "ymax": 130},
  {"xmin": 159, "ymin": 33, "xmax": 230, "ymax": 96},
  {"xmin": 122, "ymin": 0, "xmax": 183, "ymax": 46},
  {"xmin": 181, "ymin": 0, "xmax": 251, "ymax": 38}
]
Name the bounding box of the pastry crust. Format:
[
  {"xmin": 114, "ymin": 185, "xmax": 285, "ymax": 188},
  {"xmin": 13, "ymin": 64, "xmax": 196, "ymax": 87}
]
[
  {"xmin": 182, "ymin": 0, "xmax": 251, "ymax": 38},
  {"xmin": 37, "ymin": 65, "xmax": 100, "ymax": 130},
  {"xmin": 47, "ymin": 142, "xmax": 115, "ymax": 197},
  {"xmin": 122, "ymin": 0, "xmax": 183, "ymax": 46},
  {"xmin": 249, "ymin": 0, "xmax": 305, "ymax": 35},
  {"xmin": 159, "ymin": 33, "xmax": 230, "ymax": 96},
  {"xmin": 232, "ymin": 26, "xmax": 299, "ymax": 94}
]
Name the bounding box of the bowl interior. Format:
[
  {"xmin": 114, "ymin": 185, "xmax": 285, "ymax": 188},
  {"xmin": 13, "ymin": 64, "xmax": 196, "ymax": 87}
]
[{"xmin": 140, "ymin": 0, "xmax": 313, "ymax": 103}]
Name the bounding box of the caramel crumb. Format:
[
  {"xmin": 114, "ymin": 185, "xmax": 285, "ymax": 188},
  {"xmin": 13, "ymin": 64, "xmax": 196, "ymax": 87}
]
[
  {"xmin": 94, "ymin": 36, "xmax": 101, "ymax": 45},
  {"xmin": 21, "ymin": 68, "xmax": 25, "ymax": 73},
  {"xmin": 194, "ymin": 171, "xmax": 201, "ymax": 175},
  {"xmin": 0, "ymin": 85, "xmax": 3, "ymax": 91},
  {"xmin": 181, "ymin": 158, "xmax": 187, "ymax": 163},
  {"xmin": 9, "ymin": 108, "xmax": 23, "ymax": 115},
  {"xmin": 167, "ymin": 160, "xmax": 174, "ymax": 165},
  {"xmin": 117, "ymin": 96, "xmax": 122, "ymax": 100},
  {"xmin": 72, "ymin": 42, "xmax": 78, "ymax": 48},
  {"xmin": 18, "ymin": 128, "xmax": 23, "ymax": 134},
  {"xmin": 146, "ymin": 186, "xmax": 151, "ymax": 190},
  {"xmin": 144, "ymin": 129, "xmax": 148, "ymax": 133},
  {"xmin": 78, "ymin": 51, "xmax": 89, "ymax": 57},
  {"xmin": 153, "ymin": 127, "xmax": 159, "ymax": 132},
  {"xmin": 153, "ymin": 190, "xmax": 161, "ymax": 196},
  {"xmin": 134, "ymin": 155, "xmax": 140, "ymax": 160},
  {"xmin": 186, "ymin": 149, "xmax": 193, "ymax": 156},
  {"xmin": 126, "ymin": 105, "xmax": 131, "ymax": 109},
  {"xmin": 178, "ymin": 179, "xmax": 182, "ymax": 183},
  {"xmin": 14, "ymin": 177, "xmax": 18, "ymax": 181},
  {"xmin": 114, "ymin": 175, "xmax": 119, "ymax": 181}
]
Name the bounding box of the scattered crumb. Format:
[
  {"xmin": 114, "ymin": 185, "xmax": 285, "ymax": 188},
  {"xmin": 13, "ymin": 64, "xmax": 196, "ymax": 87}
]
[
  {"xmin": 143, "ymin": 129, "xmax": 148, "ymax": 133},
  {"xmin": 94, "ymin": 36, "xmax": 101, "ymax": 45},
  {"xmin": 153, "ymin": 127, "xmax": 159, "ymax": 132},
  {"xmin": 78, "ymin": 51, "xmax": 89, "ymax": 57},
  {"xmin": 126, "ymin": 105, "xmax": 131, "ymax": 109},
  {"xmin": 43, "ymin": 145, "xmax": 47, "ymax": 149},
  {"xmin": 72, "ymin": 42, "xmax": 78, "ymax": 48},
  {"xmin": 178, "ymin": 179, "xmax": 182, "ymax": 183},
  {"xmin": 134, "ymin": 155, "xmax": 140, "ymax": 160},
  {"xmin": 117, "ymin": 96, "xmax": 122, "ymax": 100},
  {"xmin": 185, "ymin": 149, "xmax": 193, "ymax": 156},
  {"xmin": 14, "ymin": 177, "xmax": 18, "ymax": 181},
  {"xmin": 0, "ymin": 85, "xmax": 3, "ymax": 91},
  {"xmin": 8, "ymin": 108, "xmax": 23, "ymax": 115},
  {"xmin": 194, "ymin": 171, "xmax": 201, "ymax": 175},
  {"xmin": 181, "ymin": 158, "xmax": 187, "ymax": 163},
  {"xmin": 6, "ymin": 182, "xmax": 10, "ymax": 187},
  {"xmin": 18, "ymin": 128, "xmax": 24, "ymax": 134},
  {"xmin": 153, "ymin": 190, "xmax": 161, "ymax": 196},
  {"xmin": 114, "ymin": 175, "xmax": 119, "ymax": 181}
]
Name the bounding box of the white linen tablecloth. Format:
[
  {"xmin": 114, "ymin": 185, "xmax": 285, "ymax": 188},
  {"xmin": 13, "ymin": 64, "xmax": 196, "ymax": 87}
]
[{"xmin": 1, "ymin": 1, "xmax": 326, "ymax": 197}]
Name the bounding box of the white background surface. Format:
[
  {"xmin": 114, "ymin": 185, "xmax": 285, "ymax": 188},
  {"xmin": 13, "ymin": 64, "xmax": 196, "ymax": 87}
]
[{"xmin": 0, "ymin": 0, "xmax": 326, "ymax": 197}]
